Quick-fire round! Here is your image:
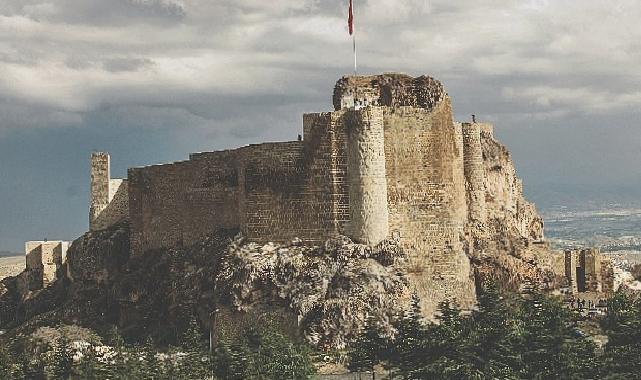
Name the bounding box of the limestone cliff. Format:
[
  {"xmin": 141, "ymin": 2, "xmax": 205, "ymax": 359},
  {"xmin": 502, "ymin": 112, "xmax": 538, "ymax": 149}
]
[
  {"xmin": 467, "ymin": 125, "xmax": 555, "ymax": 291},
  {"xmin": 215, "ymin": 235, "xmax": 409, "ymax": 349}
]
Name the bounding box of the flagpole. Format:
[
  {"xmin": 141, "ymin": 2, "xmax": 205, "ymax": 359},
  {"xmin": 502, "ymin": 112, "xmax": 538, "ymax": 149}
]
[
  {"xmin": 352, "ymin": 0, "xmax": 357, "ymax": 75},
  {"xmin": 353, "ymin": 29, "xmax": 357, "ymax": 75}
]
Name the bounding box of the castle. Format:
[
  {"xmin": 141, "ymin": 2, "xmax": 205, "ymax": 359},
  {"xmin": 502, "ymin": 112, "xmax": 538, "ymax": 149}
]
[{"xmin": 87, "ymin": 74, "xmax": 497, "ymax": 311}]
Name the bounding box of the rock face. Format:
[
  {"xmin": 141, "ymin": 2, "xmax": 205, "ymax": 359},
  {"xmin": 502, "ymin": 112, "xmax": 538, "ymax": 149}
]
[
  {"xmin": 466, "ymin": 125, "xmax": 555, "ymax": 291},
  {"xmin": 66, "ymin": 222, "xmax": 130, "ymax": 285},
  {"xmin": 215, "ymin": 235, "xmax": 409, "ymax": 349}
]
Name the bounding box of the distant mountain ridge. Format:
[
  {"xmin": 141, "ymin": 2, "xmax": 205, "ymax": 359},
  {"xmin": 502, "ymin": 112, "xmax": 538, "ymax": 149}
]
[{"xmin": 0, "ymin": 251, "xmax": 20, "ymax": 258}]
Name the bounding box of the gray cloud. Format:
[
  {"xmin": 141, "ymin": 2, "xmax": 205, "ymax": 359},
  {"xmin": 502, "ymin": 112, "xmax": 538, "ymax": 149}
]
[{"xmin": 1, "ymin": 0, "xmax": 641, "ymax": 251}]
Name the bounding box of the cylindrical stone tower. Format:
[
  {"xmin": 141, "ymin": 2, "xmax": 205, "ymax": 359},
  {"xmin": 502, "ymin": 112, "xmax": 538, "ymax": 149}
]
[
  {"xmin": 462, "ymin": 122, "xmax": 486, "ymax": 224},
  {"xmin": 346, "ymin": 107, "xmax": 389, "ymax": 245}
]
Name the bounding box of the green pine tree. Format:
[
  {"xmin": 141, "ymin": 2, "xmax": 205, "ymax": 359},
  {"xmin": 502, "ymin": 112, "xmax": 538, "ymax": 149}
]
[
  {"xmin": 389, "ymin": 293, "xmax": 425, "ymax": 379},
  {"xmin": 468, "ymin": 283, "xmax": 522, "ymax": 379},
  {"xmin": 348, "ymin": 314, "xmax": 388, "ymax": 375},
  {"xmin": 601, "ymin": 292, "xmax": 641, "ymax": 378},
  {"xmin": 413, "ymin": 300, "xmax": 477, "ymax": 380}
]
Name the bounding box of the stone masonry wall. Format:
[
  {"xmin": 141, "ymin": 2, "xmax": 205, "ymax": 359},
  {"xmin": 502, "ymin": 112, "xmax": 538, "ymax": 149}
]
[
  {"xmin": 345, "ymin": 107, "xmax": 389, "ymax": 245},
  {"xmin": 128, "ymin": 114, "xmax": 353, "ymax": 255},
  {"xmin": 116, "ymin": 74, "xmax": 486, "ymax": 316},
  {"xmin": 383, "ymin": 97, "xmax": 475, "ymax": 315},
  {"xmin": 90, "ymin": 152, "xmax": 129, "ymax": 231},
  {"xmin": 128, "ymin": 150, "xmax": 240, "ymax": 256},
  {"xmin": 25, "ymin": 241, "xmax": 69, "ymax": 290},
  {"xmin": 333, "ymin": 73, "xmax": 445, "ymax": 111}
]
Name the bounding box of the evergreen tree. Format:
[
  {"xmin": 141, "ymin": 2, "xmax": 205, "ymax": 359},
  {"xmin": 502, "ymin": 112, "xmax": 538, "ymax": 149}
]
[
  {"xmin": 601, "ymin": 292, "xmax": 641, "ymax": 378},
  {"xmin": 389, "ymin": 293, "xmax": 425, "ymax": 378},
  {"xmin": 348, "ymin": 314, "xmax": 388, "ymax": 375},
  {"xmin": 213, "ymin": 341, "xmax": 250, "ymax": 380},
  {"xmin": 244, "ymin": 324, "xmax": 315, "ymax": 379},
  {"xmin": 517, "ymin": 292, "xmax": 600, "ymax": 379},
  {"xmin": 469, "ymin": 283, "xmax": 522, "ymax": 379},
  {"xmin": 413, "ymin": 300, "xmax": 477, "ymax": 380},
  {"xmin": 178, "ymin": 318, "xmax": 211, "ymax": 380}
]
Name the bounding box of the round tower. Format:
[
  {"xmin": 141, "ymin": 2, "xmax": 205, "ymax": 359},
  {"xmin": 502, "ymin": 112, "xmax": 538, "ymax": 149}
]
[
  {"xmin": 346, "ymin": 107, "xmax": 389, "ymax": 245},
  {"xmin": 462, "ymin": 122, "xmax": 486, "ymax": 224}
]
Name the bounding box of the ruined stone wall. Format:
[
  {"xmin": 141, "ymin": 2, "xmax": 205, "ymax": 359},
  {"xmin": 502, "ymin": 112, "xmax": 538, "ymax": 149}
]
[
  {"xmin": 25, "ymin": 241, "xmax": 68, "ymax": 290},
  {"xmin": 582, "ymin": 248, "xmax": 602, "ymax": 292},
  {"xmin": 90, "ymin": 153, "xmax": 129, "ymax": 231},
  {"xmin": 345, "ymin": 107, "xmax": 389, "ymax": 245},
  {"xmin": 563, "ymin": 248, "xmax": 610, "ymax": 294},
  {"xmin": 333, "ymin": 73, "xmax": 445, "ymax": 111},
  {"xmin": 462, "ymin": 122, "xmax": 487, "ymax": 224},
  {"xmin": 564, "ymin": 250, "xmax": 579, "ymax": 293},
  {"xmin": 383, "ymin": 97, "xmax": 475, "ymax": 314}
]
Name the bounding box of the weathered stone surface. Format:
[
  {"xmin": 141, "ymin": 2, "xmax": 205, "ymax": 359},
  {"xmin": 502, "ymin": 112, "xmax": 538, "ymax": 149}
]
[
  {"xmin": 66, "ymin": 222, "xmax": 130, "ymax": 285},
  {"xmin": 90, "ymin": 152, "xmax": 128, "ymax": 231},
  {"xmin": 0, "ymin": 73, "xmax": 572, "ymax": 348},
  {"xmin": 333, "ymin": 73, "xmax": 445, "ymax": 111},
  {"xmin": 465, "ymin": 126, "xmax": 554, "ymax": 292},
  {"xmin": 215, "ymin": 235, "xmax": 409, "ymax": 349}
]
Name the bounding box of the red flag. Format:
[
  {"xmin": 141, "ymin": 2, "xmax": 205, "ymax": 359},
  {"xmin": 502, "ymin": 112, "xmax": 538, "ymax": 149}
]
[{"xmin": 348, "ymin": 0, "xmax": 354, "ymax": 35}]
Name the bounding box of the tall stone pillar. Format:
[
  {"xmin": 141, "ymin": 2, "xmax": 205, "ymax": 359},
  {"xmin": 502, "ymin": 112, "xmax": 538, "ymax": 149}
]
[
  {"xmin": 90, "ymin": 152, "xmax": 110, "ymax": 231},
  {"xmin": 346, "ymin": 107, "xmax": 389, "ymax": 245},
  {"xmin": 462, "ymin": 122, "xmax": 486, "ymax": 224}
]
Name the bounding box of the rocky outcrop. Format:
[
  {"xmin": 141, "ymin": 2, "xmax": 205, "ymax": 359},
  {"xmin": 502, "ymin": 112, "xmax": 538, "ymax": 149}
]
[
  {"xmin": 467, "ymin": 127, "xmax": 555, "ymax": 291},
  {"xmin": 215, "ymin": 235, "xmax": 409, "ymax": 349},
  {"xmin": 66, "ymin": 222, "xmax": 130, "ymax": 285},
  {"xmin": 480, "ymin": 127, "xmax": 544, "ymax": 241}
]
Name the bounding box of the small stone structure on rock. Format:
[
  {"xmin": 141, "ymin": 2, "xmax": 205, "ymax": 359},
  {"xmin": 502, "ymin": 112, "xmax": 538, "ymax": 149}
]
[
  {"xmin": 24, "ymin": 240, "xmax": 69, "ymax": 290},
  {"xmin": 564, "ymin": 248, "xmax": 614, "ymax": 295}
]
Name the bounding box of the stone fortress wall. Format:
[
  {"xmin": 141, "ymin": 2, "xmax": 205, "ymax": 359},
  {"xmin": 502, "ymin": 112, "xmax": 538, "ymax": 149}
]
[{"xmin": 88, "ymin": 73, "xmax": 542, "ymax": 314}]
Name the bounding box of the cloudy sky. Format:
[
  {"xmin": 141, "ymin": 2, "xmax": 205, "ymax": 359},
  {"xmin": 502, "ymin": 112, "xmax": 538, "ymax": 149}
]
[{"xmin": 1, "ymin": 0, "xmax": 641, "ymax": 252}]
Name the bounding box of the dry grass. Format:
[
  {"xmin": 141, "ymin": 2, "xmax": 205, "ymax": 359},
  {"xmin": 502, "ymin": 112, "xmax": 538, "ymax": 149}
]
[{"xmin": 0, "ymin": 255, "xmax": 24, "ymax": 280}]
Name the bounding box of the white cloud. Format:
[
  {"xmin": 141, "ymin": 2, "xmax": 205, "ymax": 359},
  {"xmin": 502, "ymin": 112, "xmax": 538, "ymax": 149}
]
[{"xmin": 0, "ymin": 0, "xmax": 641, "ymax": 131}]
